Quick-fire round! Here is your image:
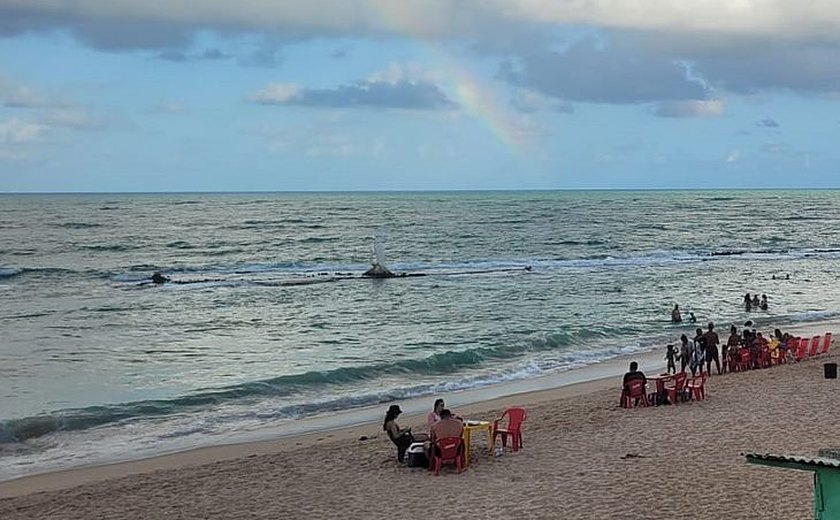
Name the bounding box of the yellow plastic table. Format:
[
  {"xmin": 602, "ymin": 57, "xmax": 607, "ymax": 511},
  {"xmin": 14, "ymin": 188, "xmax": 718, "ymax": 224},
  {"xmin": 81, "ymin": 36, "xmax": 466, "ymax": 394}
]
[{"xmin": 461, "ymin": 420, "xmax": 494, "ymax": 467}]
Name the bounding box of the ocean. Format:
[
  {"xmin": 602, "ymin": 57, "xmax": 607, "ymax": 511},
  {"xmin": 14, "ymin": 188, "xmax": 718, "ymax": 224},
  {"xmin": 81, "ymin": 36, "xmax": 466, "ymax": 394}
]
[{"xmin": 2, "ymin": 190, "xmax": 840, "ymax": 479}]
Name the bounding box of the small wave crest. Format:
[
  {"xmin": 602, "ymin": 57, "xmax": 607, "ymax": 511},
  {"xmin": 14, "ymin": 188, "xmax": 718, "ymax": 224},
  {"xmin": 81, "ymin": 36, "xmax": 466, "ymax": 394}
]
[
  {"xmin": 0, "ymin": 332, "xmax": 595, "ymax": 442},
  {"xmin": 0, "ymin": 267, "xmax": 22, "ymax": 279}
]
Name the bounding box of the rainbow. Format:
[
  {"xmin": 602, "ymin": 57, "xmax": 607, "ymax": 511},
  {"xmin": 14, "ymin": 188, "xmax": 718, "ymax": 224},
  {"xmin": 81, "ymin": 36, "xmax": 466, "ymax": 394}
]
[{"xmin": 364, "ymin": 1, "xmax": 532, "ymax": 151}]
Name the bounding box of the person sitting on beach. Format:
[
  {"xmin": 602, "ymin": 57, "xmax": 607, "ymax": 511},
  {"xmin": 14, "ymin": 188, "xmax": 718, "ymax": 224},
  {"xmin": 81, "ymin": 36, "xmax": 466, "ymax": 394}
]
[
  {"xmin": 759, "ymin": 294, "xmax": 769, "ymax": 310},
  {"xmin": 383, "ymin": 405, "xmax": 427, "ymax": 463},
  {"xmin": 427, "ymin": 398, "xmax": 444, "ymax": 428},
  {"xmin": 665, "ymin": 345, "xmax": 677, "ymax": 374},
  {"xmin": 679, "ymin": 335, "xmax": 691, "ymax": 373},
  {"xmin": 426, "ymin": 409, "xmax": 464, "ymax": 460},
  {"xmin": 704, "ymin": 322, "xmax": 722, "ymax": 375},
  {"xmin": 620, "ymin": 361, "xmax": 647, "ymax": 406},
  {"xmin": 671, "ymin": 304, "xmax": 682, "ymax": 323}
]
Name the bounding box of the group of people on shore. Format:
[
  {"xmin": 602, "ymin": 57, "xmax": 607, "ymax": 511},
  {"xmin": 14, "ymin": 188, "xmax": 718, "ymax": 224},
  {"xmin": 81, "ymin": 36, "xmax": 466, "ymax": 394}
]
[
  {"xmin": 665, "ymin": 322, "xmax": 722, "ymax": 375},
  {"xmin": 664, "ymin": 321, "xmax": 793, "ymax": 376},
  {"xmin": 383, "ymin": 398, "xmax": 464, "ymax": 463}
]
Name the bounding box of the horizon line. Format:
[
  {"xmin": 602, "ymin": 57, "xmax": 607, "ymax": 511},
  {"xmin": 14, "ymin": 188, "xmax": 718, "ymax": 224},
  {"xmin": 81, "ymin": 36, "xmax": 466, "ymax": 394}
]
[{"xmin": 2, "ymin": 186, "xmax": 840, "ymax": 195}]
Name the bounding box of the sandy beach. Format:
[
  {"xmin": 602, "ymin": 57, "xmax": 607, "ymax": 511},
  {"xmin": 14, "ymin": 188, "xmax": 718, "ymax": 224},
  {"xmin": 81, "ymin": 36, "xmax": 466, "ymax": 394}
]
[{"xmin": 1, "ymin": 331, "xmax": 838, "ymax": 520}]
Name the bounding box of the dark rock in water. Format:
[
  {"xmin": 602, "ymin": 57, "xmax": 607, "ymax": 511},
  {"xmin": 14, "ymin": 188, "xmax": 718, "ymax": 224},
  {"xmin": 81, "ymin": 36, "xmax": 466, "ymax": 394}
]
[{"xmin": 362, "ymin": 262, "xmax": 395, "ymax": 278}]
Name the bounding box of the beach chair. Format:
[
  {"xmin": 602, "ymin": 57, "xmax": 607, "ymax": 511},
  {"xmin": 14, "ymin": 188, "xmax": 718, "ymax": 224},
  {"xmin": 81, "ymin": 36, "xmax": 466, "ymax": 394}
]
[
  {"xmin": 664, "ymin": 372, "xmax": 688, "ymax": 404},
  {"xmin": 686, "ymin": 374, "xmax": 707, "ymax": 401},
  {"xmin": 795, "ymin": 338, "xmax": 808, "ymax": 362},
  {"xmin": 809, "ymin": 336, "xmax": 821, "ymax": 357},
  {"xmin": 493, "ymin": 407, "xmax": 527, "ymax": 451},
  {"xmin": 738, "ymin": 349, "xmax": 752, "ymax": 372},
  {"xmin": 822, "ymin": 333, "xmax": 833, "ymax": 355},
  {"xmin": 758, "ymin": 346, "xmax": 772, "ymax": 368},
  {"xmin": 430, "ymin": 437, "xmax": 464, "ymax": 475},
  {"xmin": 621, "ymin": 380, "xmax": 650, "ymax": 409}
]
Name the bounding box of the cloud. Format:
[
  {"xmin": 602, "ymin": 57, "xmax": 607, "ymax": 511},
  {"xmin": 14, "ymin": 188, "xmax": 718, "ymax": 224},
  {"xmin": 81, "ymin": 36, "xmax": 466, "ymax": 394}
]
[
  {"xmin": 157, "ymin": 47, "xmax": 232, "ymax": 62},
  {"xmin": 3, "ymin": 1, "xmax": 840, "ymax": 46},
  {"xmin": 691, "ymin": 43, "xmax": 840, "ymax": 95},
  {"xmin": 757, "ymin": 118, "xmax": 780, "ymax": 128},
  {"xmin": 249, "ymin": 79, "xmax": 456, "ymax": 110},
  {"xmin": 39, "ymin": 108, "xmax": 107, "ymax": 131},
  {"xmin": 4, "ymin": 1, "xmax": 840, "ymax": 101},
  {"xmin": 653, "ymin": 99, "xmax": 725, "ymax": 118},
  {"xmin": 149, "ymin": 101, "xmax": 189, "ymax": 115},
  {"xmin": 1, "ymin": 85, "xmax": 70, "ymax": 108},
  {"xmin": 511, "ymin": 88, "xmax": 574, "ymax": 113},
  {"xmin": 245, "ymin": 123, "xmax": 386, "ymax": 157},
  {"xmin": 0, "ymin": 118, "xmax": 46, "ymax": 144},
  {"xmin": 499, "ymin": 38, "xmax": 708, "ymax": 104}
]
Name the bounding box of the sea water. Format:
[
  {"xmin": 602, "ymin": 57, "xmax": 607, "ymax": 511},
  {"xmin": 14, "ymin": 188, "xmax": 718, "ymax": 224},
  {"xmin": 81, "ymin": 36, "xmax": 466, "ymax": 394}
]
[{"xmin": 2, "ymin": 190, "xmax": 840, "ymax": 479}]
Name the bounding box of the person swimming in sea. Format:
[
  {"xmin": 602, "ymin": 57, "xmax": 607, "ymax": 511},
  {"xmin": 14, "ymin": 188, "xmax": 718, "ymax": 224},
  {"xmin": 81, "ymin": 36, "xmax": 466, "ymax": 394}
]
[{"xmin": 151, "ymin": 272, "xmax": 170, "ymax": 284}]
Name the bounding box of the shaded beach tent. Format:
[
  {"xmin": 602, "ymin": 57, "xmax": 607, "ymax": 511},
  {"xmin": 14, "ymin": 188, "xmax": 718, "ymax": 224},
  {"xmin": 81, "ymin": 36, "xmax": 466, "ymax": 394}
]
[{"xmin": 745, "ymin": 451, "xmax": 840, "ymax": 519}]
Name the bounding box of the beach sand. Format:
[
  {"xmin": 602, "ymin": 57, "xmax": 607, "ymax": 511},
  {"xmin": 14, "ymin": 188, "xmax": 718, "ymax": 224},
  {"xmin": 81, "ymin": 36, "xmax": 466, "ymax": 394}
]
[{"xmin": 2, "ymin": 343, "xmax": 838, "ymax": 519}]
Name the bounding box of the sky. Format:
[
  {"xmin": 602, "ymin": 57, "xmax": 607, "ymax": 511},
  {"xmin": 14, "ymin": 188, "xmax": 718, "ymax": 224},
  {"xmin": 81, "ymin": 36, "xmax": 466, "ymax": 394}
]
[{"xmin": 0, "ymin": 1, "xmax": 839, "ymax": 192}]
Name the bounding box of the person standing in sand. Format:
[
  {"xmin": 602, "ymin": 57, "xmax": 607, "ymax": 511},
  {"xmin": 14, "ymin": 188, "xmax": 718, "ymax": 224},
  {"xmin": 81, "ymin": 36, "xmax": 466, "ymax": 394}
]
[
  {"xmin": 691, "ymin": 328, "xmax": 706, "ymax": 376},
  {"xmin": 665, "ymin": 345, "xmax": 677, "ymax": 374},
  {"xmin": 725, "ymin": 326, "xmax": 741, "ymax": 373},
  {"xmin": 704, "ymin": 322, "xmax": 721, "ymax": 375},
  {"xmin": 679, "ymin": 334, "xmax": 691, "ymax": 373}
]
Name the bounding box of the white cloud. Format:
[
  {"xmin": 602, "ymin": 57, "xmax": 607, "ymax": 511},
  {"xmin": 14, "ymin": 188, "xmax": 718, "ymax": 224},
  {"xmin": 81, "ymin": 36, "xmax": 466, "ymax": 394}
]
[
  {"xmin": 511, "ymin": 88, "xmax": 573, "ymax": 113},
  {"xmin": 150, "ymin": 101, "xmax": 189, "ymax": 114},
  {"xmin": 1, "ymin": 84, "xmax": 71, "ymax": 109},
  {"xmin": 0, "ymin": 118, "xmax": 46, "ymax": 144},
  {"xmin": 3, "ymin": 1, "xmax": 840, "ymax": 42},
  {"xmin": 653, "ymin": 99, "xmax": 725, "ymax": 118},
  {"xmin": 40, "ymin": 108, "xmax": 105, "ymax": 130},
  {"xmin": 248, "ymin": 83, "xmax": 302, "ymax": 104}
]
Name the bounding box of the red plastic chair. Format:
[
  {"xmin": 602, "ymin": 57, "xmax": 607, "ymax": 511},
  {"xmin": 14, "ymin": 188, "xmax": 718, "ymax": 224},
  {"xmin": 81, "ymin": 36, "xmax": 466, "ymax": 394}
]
[
  {"xmin": 664, "ymin": 372, "xmax": 688, "ymax": 404},
  {"xmin": 739, "ymin": 349, "xmax": 752, "ymax": 371},
  {"xmin": 686, "ymin": 374, "xmax": 707, "ymax": 400},
  {"xmin": 795, "ymin": 337, "xmax": 808, "ymax": 362},
  {"xmin": 493, "ymin": 407, "xmax": 527, "ymax": 451},
  {"xmin": 822, "ymin": 333, "xmax": 833, "ymax": 355},
  {"xmin": 430, "ymin": 436, "xmax": 464, "ymax": 475},
  {"xmin": 809, "ymin": 336, "xmax": 821, "ymax": 357},
  {"xmin": 758, "ymin": 346, "xmax": 772, "ymax": 368},
  {"xmin": 620, "ymin": 380, "xmax": 650, "ymax": 409}
]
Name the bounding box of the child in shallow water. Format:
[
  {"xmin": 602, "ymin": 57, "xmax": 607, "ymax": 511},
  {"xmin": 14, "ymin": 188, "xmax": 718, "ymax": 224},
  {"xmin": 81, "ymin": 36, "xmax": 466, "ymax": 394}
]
[{"xmin": 665, "ymin": 344, "xmax": 677, "ymax": 374}]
